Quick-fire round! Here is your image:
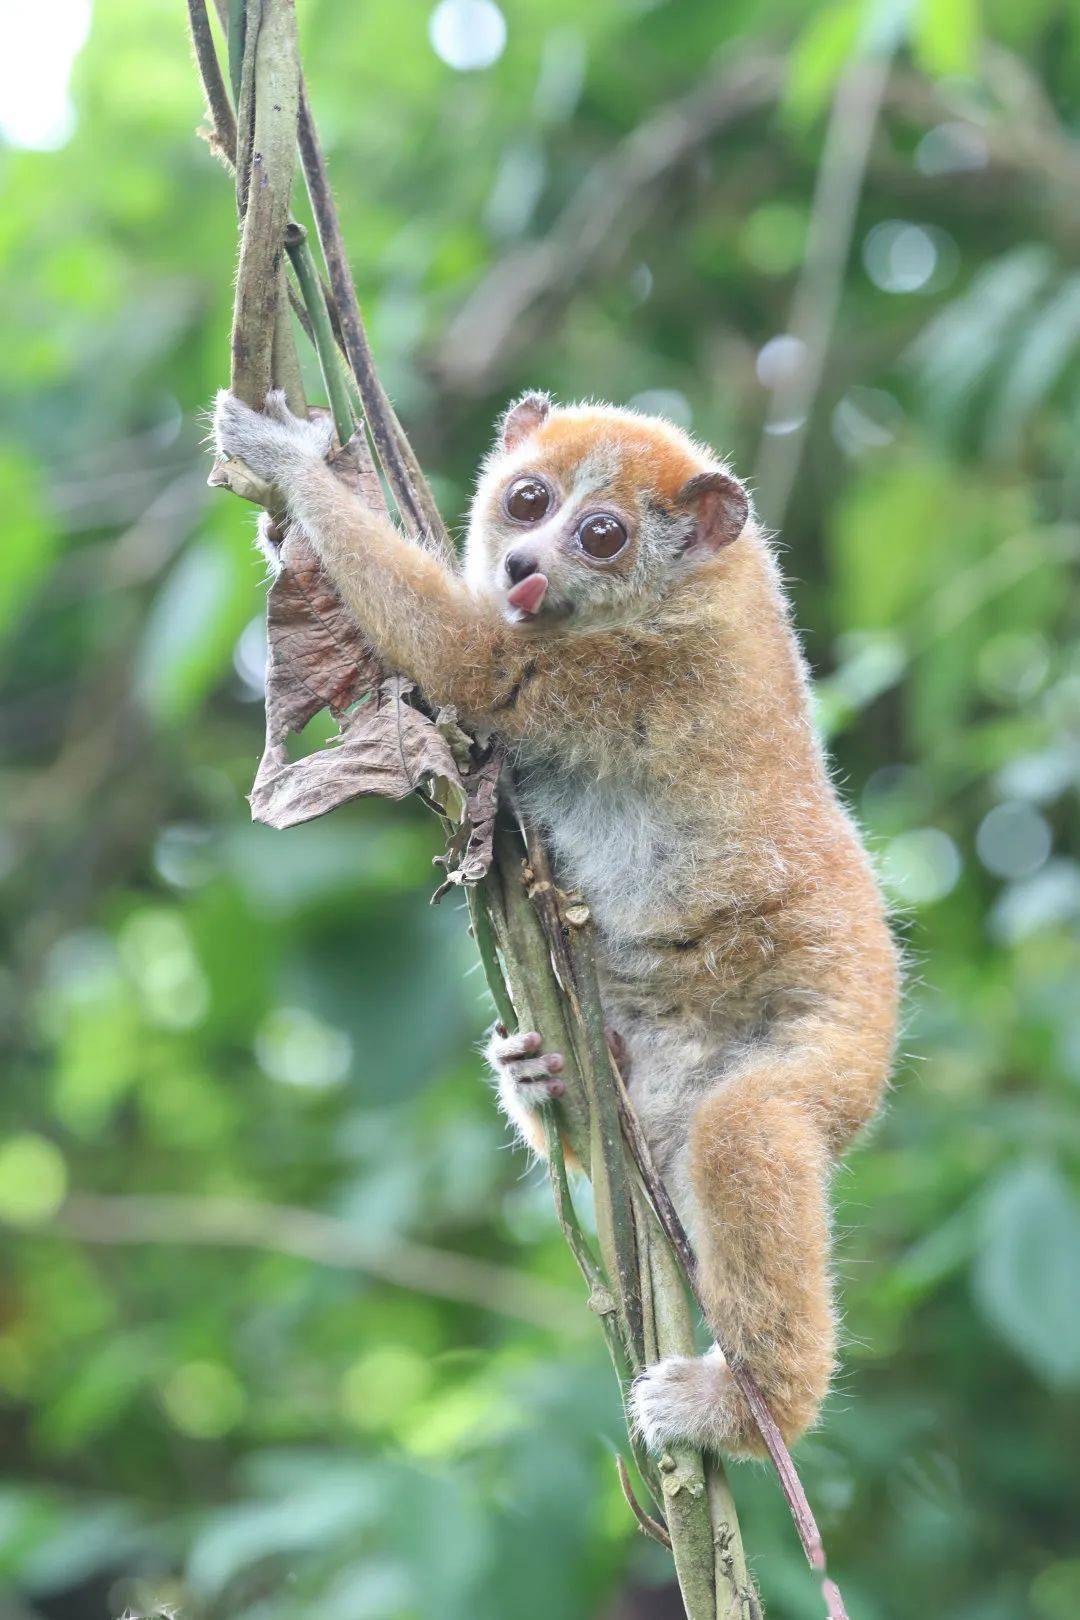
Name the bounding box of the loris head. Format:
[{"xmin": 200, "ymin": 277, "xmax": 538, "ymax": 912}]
[{"xmin": 464, "ymin": 392, "xmax": 750, "ymax": 628}]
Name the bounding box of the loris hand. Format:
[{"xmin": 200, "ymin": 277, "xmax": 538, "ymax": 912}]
[{"xmin": 213, "ymin": 389, "xmax": 333, "ymax": 489}]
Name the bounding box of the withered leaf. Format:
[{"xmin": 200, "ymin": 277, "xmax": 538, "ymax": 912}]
[
  {"xmin": 461, "ymin": 748, "xmax": 499, "ymax": 879},
  {"xmin": 247, "ymin": 434, "xmax": 498, "ymax": 879}
]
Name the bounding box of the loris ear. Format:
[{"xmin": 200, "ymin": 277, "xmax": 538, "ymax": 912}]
[
  {"xmin": 499, "ymin": 391, "xmax": 552, "ymax": 451},
  {"xmin": 674, "ymin": 469, "xmax": 749, "ymax": 553}
]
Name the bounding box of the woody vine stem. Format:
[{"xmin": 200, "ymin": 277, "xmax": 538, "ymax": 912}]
[{"xmin": 185, "ymin": 4, "xmax": 845, "ymax": 1616}]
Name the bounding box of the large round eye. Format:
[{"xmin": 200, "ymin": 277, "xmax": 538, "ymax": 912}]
[
  {"xmin": 504, "ymin": 477, "xmax": 551, "ymax": 523},
  {"xmin": 577, "ymin": 513, "xmax": 628, "ymax": 560}
]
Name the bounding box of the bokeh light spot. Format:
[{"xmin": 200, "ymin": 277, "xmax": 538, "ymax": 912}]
[
  {"xmin": 881, "ymin": 828, "xmax": 962, "ymax": 905},
  {"xmin": 832, "ymin": 387, "xmax": 904, "ymax": 456},
  {"xmin": 233, "ymin": 615, "xmax": 268, "ymax": 699},
  {"xmin": 628, "ymin": 388, "xmax": 692, "ymax": 428},
  {"xmin": 915, "ymin": 122, "xmax": 989, "ymax": 177},
  {"xmin": 341, "ymin": 1345, "xmax": 434, "ymax": 1431},
  {"xmin": 429, "ymin": 0, "xmax": 507, "ymax": 72},
  {"xmin": 0, "ymin": 1135, "xmax": 67, "ymax": 1227},
  {"xmin": 863, "ymin": 221, "xmax": 940, "ymax": 294},
  {"xmin": 739, "ymin": 203, "xmax": 806, "ymax": 276},
  {"xmin": 628, "ymin": 263, "xmax": 654, "ymax": 305},
  {"xmin": 756, "ymin": 333, "xmax": 807, "ymax": 390},
  {"xmin": 0, "ymin": 1, "xmax": 91, "ymax": 150},
  {"xmin": 255, "ymin": 1006, "xmax": 353, "ymax": 1088},
  {"xmin": 989, "ymin": 860, "xmax": 1080, "ymax": 944},
  {"xmin": 976, "ymin": 802, "xmax": 1052, "ymax": 881},
  {"xmin": 118, "ymin": 910, "xmax": 210, "ymax": 1030},
  {"xmin": 978, "ymin": 631, "xmax": 1051, "ymax": 704},
  {"xmin": 153, "ymin": 824, "xmax": 217, "ymax": 891},
  {"xmin": 161, "ymin": 1361, "xmax": 246, "ymax": 1439}
]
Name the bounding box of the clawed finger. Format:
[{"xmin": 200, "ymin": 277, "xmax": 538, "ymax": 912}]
[
  {"xmin": 506, "ymin": 1054, "xmax": 557, "ymax": 1083},
  {"xmin": 493, "ymin": 1030, "xmax": 543, "ymax": 1062},
  {"xmin": 517, "ymin": 1070, "xmax": 566, "ymax": 1100},
  {"xmin": 263, "ymin": 388, "xmax": 296, "ymax": 426}
]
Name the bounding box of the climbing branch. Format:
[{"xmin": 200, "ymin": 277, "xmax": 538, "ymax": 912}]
[
  {"xmin": 227, "ymin": 0, "xmax": 299, "ymax": 409},
  {"xmin": 295, "ymin": 85, "xmax": 453, "ymax": 559},
  {"xmin": 185, "ymin": 7, "xmax": 851, "ymax": 1615}
]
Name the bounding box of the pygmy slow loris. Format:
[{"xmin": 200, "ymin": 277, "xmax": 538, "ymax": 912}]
[{"xmin": 213, "ymin": 387, "xmax": 900, "ymax": 1458}]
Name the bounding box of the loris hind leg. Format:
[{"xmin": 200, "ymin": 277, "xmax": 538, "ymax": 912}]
[
  {"xmin": 631, "ymin": 1074, "xmax": 835, "ymax": 1457},
  {"xmin": 632, "ymin": 1075, "xmax": 836, "ymax": 1457}
]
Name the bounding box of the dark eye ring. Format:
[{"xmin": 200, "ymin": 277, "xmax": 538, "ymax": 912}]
[
  {"xmin": 577, "ymin": 512, "xmax": 628, "ymax": 560},
  {"xmin": 504, "ymin": 476, "xmax": 552, "ymax": 523}
]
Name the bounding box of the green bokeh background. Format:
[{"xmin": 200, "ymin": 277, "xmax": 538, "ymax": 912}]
[{"xmin": 2, "ymin": 2, "xmax": 1079, "ymax": 1617}]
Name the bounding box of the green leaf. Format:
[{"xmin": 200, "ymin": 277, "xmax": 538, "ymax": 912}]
[
  {"xmin": 14, "ymin": 1498, "xmax": 144, "ymax": 1597},
  {"xmin": 828, "ymin": 453, "xmax": 956, "ymax": 629},
  {"xmin": 986, "ymin": 273, "xmax": 1080, "ymax": 451},
  {"xmin": 188, "ymin": 1461, "xmax": 381, "ymax": 1596},
  {"xmin": 0, "ymin": 452, "xmax": 55, "ymax": 642},
  {"xmin": 972, "ymin": 1161, "xmax": 1080, "ymax": 1387},
  {"xmin": 784, "ymin": 0, "xmax": 863, "ymax": 123},
  {"xmin": 909, "ymin": 247, "xmax": 1055, "ymax": 431},
  {"xmin": 37, "ymin": 1330, "xmax": 161, "ymax": 1451},
  {"xmin": 913, "ymin": 0, "xmax": 980, "ymax": 77},
  {"xmin": 880, "ymin": 1198, "xmax": 982, "ymax": 1309},
  {"xmin": 135, "ymin": 522, "xmax": 260, "ymax": 723}
]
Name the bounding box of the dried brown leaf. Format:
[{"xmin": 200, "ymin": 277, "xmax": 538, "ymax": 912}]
[
  {"xmin": 461, "ymin": 748, "xmax": 500, "ymax": 879},
  {"xmin": 247, "ymin": 434, "xmax": 498, "ymax": 875}
]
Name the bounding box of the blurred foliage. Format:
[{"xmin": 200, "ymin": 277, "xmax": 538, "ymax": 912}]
[{"xmin": 1, "ymin": 1, "xmax": 1080, "ymax": 1618}]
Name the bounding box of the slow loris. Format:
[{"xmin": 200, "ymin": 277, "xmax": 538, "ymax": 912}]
[{"xmin": 214, "ymin": 387, "xmax": 899, "ymax": 1457}]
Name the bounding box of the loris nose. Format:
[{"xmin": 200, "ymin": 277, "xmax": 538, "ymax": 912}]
[{"xmin": 504, "ymin": 549, "xmax": 541, "ymax": 586}]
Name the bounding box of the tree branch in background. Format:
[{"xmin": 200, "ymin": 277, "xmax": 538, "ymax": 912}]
[
  {"xmin": 23, "ymin": 1194, "xmax": 577, "ymax": 1331},
  {"xmin": 753, "ymin": 44, "xmax": 894, "ymax": 534},
  {"xmin": 431, "ymin": 42, "xmax": 1080, "ymax": 412},
  {"xmin": 432, "ymin": 52, "xmax": 784, "ymax": 396},
  {"xmin": 890, "ymin": 45, "xmax": 1080, "ymax": 199}
]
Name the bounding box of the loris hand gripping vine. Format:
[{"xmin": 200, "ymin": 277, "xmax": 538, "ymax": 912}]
[{"xmin": 214, "ymin": 387, "xmax": 899, "ymax": 1458}]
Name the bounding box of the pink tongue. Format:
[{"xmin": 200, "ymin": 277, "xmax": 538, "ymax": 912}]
[{"xmin": 506, "ymin": 572, "xmax": 549, "ymax": 615}]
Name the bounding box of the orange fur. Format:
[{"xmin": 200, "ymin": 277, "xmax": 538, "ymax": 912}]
[
  {"xmin": 214, "ymin": 388, "xmax": 900, "ymax": 1458},
  {"xmin": 530, "ymin": 407, "xmax": 704, "ymax": 505}
]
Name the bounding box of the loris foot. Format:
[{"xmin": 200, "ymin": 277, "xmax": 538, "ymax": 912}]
[
  {"xmin": 486, "ymin": 1026, "xmax": 565, "ymax": 1106},
  {"xmin": 630, "ymin": 1347, "xmax": 746, "ymax": 1458}
]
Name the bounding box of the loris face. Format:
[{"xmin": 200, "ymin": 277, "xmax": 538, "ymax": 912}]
[{"xmin": 464, "ymin": 392, "xmax": 749, "ymax": 629}]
